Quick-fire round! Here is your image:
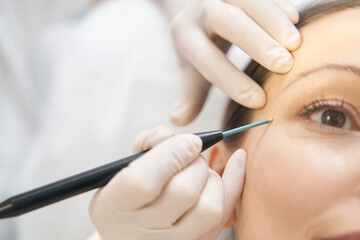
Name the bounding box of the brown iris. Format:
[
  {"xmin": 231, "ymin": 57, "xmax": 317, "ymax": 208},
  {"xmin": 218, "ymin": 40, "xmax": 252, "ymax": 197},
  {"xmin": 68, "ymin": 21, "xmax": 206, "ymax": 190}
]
[{"xmin": 321, "ymin": 109, "xmax": 346, "ymax": 128}]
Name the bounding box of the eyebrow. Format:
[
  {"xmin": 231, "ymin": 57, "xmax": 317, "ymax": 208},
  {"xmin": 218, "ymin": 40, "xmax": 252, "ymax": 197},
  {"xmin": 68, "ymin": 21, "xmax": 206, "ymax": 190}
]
[{"xmin": 282, "ymin": 63, "xmax": 360, "ymax": 92}]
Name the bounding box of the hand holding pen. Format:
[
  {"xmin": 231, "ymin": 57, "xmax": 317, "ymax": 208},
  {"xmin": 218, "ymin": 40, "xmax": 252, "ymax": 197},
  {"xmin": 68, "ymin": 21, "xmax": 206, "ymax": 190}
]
[
  {"xmin": 0, "ymin": 119, "xmax": 271, "ymax": 219},
  {"xmin": 0, "ymin": 119, "xmax": 271, "ymax": 239},
  {"xmin": 88, "ymin": 126, "xmax": 246, "ymax": 240}
]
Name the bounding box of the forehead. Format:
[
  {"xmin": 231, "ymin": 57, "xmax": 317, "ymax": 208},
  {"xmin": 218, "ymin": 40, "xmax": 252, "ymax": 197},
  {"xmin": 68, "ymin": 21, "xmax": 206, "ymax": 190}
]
[
  {"xmin": 293, "ymin": 8, "xmax": 360, "ymax": 69},
  {"xmin": 265, "ymin": 8, "xmax": 360, "ymax": 90}
]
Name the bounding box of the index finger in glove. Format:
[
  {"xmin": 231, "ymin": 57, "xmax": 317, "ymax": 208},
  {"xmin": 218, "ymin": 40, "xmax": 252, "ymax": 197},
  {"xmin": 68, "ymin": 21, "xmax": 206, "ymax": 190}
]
[
  {"xmin": 175, "ymin": 28, "xmax": 266, "ymax": 109},
  {"xmin": 224, "ymin": 0, "xmax": 301, "ymax": 51},
  {"xmin": 204, "ymin": 2, "xmax": 295, "ymax": 73},
  {"xmin": 101, "ymin": 134, "xmax": 203, "ymax": 211}
]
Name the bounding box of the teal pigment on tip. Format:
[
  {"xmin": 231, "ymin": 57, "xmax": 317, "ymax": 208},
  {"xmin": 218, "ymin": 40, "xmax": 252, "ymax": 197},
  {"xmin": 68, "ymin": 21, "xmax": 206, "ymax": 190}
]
[{"xmin": 222, "ymin": 118, "xmax": 273, "ymax": 137}]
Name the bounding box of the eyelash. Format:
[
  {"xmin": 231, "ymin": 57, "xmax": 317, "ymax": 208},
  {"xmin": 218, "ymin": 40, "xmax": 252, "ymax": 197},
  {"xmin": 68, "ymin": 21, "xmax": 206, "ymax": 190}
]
[{"xmin": 298, "ymin": 98, "xmax": 360, "ymax": 132}]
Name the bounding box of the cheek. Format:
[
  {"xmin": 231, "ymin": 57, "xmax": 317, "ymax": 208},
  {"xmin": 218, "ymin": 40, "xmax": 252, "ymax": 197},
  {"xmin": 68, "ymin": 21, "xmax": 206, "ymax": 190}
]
[{"xmin": 241, "ymin": 127, "xmax": 360, "ymax": 235}]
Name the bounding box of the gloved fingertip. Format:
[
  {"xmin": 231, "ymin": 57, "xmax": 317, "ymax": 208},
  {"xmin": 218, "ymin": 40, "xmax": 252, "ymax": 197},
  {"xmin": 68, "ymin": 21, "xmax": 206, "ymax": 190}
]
[
  {"xmin": 248, "ymin": 88, "xmax": 266, "ymax": 109},
  {"xmin": 170, "ymin": 107, "xmax": 191, "ymax": 126},
  {"xmin": 223, "ymin": 149, "xmax": 247, "ymax": 177},
  {"xmin": 271, "ymin": 50, "xmax": 294, "ymax": 74},
  {"xmin": 291, "ymin": 11, "xmax": 300, "ymax": 24},
  {"xmin": 188, "ymin": 134, "xmax": 204, "ymax": 153},
  {"xmin": 222, "ymin": 149, "xmax": 246, "ymax": 196},
  {"xmin": 285, "ymin": 29, "xmax": 302, "ymax": 51},
  {"xmin": 170, "ymin": 98, "xmax": 198, "ymax": 126},
  {"xmin": 287, "ymin": 5, "xmax": 299, "ymax": 24},
  {"xmin": 86, "ymin": 232, "xmax": 101, "ymax": 240},
  {"xmin": 234, "ymin": 87, "xmax": 266, "ymax": 109},
  {"xmin": 165, "ymin": 134, "xmax": 202, "ymax": 162},
  {"xmin": 170, "ymin": 97, "xmax": 187, "ymax": 125},
  {"xmin": 231, "ymin": 149, "xmax": 246, "ymax": 168},
  {"xmin": 274, "ymin": 0, "xmax": 299, "ymax": 24}
]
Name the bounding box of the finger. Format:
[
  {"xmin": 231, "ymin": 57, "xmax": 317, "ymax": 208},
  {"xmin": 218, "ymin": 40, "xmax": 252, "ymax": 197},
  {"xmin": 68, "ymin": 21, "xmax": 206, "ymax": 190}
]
[
  {"xmin": 205, "ymin": 2, "xmax": 295, "ymax": 73},
  {"xmin": 174, "ymin": 170, "xmax": 224, "ymax": 236},
  {"xmin": 132, "ymin": 125, "xmax": 175, "ymax": 154},
  {"xmin": 101, "ymin": 134, "xmax": 202, "ymax": 211},
  {"xmin": 221, "ymin": 149, "xmax": 246, "ymax": 222},
  {"xmin": 198, "ymin": 149, "xmax": 247, "ymax": 239},
  {"xmin": 223, "ymin": 0, "xmax": 301, "ymax": 51},
  {"xmin": 272, "ymin": 0, "xmax": 299, "ymax": 24},
  {"xmin": 170, "ymin": 62, "xmax": 210, "ymax": 126},
  {"xmin": 174, "ymin": 27, "xmax": 266, "ymax": 109},
  {"xmin": 86, "ymin": 232, "xmax": 101, "ymax": 240},
  {"xmin": 135, "ymin": 156, "xmax": 209, "ymax": 228}
]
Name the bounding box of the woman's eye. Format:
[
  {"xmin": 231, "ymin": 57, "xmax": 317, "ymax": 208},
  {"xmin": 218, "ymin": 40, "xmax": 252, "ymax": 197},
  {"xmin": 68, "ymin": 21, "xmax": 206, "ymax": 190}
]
[{"xmin": 309, "ymin": 109, "xmax": 352, "ymax": 129}]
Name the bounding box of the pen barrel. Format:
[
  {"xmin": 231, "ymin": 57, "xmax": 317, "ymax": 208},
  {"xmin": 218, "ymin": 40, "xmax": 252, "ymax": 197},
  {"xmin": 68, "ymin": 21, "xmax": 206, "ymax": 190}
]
[
  {"xmin": 0, "ymin": 131, "xmax": 224, "ymax": 219},
  {"xmin": 2, "ymin": 152, "xmax": 144, "ymax": 218},
  {"xmin": 194, "ymin": 131, "xmax": 223, "ymax": 151}
]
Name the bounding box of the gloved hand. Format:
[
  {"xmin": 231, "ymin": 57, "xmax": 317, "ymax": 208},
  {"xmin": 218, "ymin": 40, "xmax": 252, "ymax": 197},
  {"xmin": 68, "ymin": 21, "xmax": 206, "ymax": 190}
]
[
  {"xmin": 160, "ymin": 0, "xmax": 301, "ymax": 125},
  {"xmin": 88, "ymin": 126, "xmax": 246, "ymax": 240}
]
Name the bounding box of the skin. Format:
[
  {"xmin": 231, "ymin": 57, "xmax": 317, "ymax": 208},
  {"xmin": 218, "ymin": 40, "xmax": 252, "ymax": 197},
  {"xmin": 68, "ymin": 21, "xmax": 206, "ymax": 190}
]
[{"xmin": 211, "ymin": 8, "xmax": 360, "ymax": 240}]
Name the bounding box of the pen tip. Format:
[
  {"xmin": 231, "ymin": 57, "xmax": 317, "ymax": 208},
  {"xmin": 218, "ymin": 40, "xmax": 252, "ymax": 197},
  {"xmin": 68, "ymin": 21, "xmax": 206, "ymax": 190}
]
[{"xmin": 268, "ymin": 117, "xmax": 273, "ymax": 123}]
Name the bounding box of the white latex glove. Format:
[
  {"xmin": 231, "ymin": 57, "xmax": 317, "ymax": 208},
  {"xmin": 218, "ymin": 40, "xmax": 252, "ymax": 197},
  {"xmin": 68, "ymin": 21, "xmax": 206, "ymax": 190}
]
[
  {"xmin": 164, "ymin": 0, "xmax": 301, "ymax": 125},
  {"xmin": 88, "ymin": 126, "xmax": 246, "ymax": 240}
]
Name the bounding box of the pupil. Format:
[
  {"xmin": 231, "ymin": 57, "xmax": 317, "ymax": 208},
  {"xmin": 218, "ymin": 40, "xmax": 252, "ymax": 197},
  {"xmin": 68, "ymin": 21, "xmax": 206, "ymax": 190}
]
[{"xmin": 321, "ymin": 110, "xmax": 345, "ymax": 128}]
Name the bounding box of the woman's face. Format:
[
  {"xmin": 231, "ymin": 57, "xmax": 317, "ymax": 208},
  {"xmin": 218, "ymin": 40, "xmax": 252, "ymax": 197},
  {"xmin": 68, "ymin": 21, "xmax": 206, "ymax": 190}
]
[{"xmin": 218, "ymin": 8, "xmax": 360, "ymax": 240}]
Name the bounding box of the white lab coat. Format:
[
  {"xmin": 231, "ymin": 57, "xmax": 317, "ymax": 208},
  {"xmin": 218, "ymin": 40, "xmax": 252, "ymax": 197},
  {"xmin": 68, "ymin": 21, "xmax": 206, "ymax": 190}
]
[{"xmin": 0, "ymin": 0, "xmax": 311, "ymax": 239}]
